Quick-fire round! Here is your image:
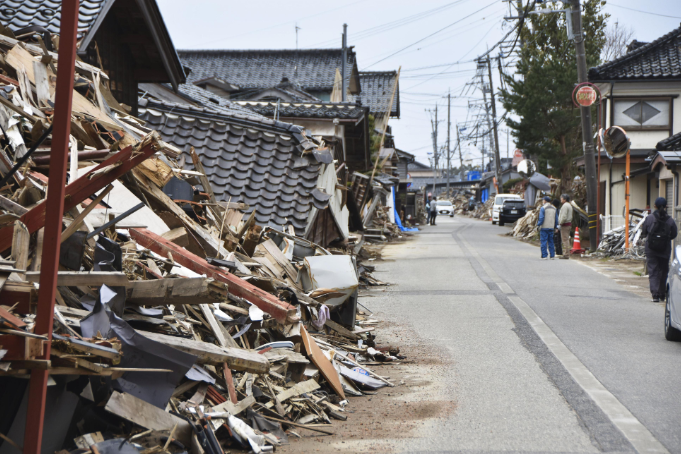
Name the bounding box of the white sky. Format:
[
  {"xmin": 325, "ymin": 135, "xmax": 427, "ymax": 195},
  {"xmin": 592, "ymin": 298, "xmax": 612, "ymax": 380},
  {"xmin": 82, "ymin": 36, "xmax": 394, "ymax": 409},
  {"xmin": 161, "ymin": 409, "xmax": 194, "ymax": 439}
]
[{"xmin": 157, "ymin": 0, "xmax": 681, "ymax": 168}]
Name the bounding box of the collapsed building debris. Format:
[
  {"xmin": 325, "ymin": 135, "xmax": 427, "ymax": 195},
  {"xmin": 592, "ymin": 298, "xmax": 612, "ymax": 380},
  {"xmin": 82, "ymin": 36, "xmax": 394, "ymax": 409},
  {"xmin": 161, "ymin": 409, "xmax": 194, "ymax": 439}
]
[
  {"xmin": 596, "ymin": 212, "xmax": 648, "ymax": 259},
  {"xmin": 0, "ymin": 29, "xmax": 407, "ymax": 454}
]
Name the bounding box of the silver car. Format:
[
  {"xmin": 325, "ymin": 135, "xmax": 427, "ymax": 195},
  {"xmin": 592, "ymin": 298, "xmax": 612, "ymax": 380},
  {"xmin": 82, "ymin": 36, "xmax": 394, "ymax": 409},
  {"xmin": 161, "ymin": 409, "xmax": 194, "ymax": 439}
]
[
  {"xmin": 436, "ymin": 200, "xmax": 454, "ymax": 217},
  {"xmin": 665, "ymin": 246, "xmax": 681, "ymax": 341}
]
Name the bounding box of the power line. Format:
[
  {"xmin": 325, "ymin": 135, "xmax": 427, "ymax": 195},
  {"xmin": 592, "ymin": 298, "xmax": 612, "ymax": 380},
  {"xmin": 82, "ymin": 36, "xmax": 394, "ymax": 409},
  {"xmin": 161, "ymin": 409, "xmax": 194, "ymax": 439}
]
[
  {"xmin": 362, "ymin": 1, "xmax": 499, "ymax": 69},
  {"xmin": 607, "ymin": 2, "xmax": 681, "ymax": 19},
  {"xmin": 186, "ymin": 0, "xmax": 365, "ymax": 47},
  {"xmin": 307, "ymin": 0, "xmax": 474, "ymax": 48}
]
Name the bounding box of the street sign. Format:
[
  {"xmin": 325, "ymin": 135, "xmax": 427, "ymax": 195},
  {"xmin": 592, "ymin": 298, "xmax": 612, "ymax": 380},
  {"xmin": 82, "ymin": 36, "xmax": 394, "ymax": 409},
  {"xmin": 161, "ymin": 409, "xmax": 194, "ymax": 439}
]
[{"xmin": 575, "ymin": 85, "xmax": 597, "ymax": 107}]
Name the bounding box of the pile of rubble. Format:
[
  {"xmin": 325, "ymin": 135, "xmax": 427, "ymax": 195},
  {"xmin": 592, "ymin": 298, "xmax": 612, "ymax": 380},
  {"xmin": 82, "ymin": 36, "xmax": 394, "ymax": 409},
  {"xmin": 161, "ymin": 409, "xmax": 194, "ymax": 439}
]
[
  {"xmin": 596, "ymin": 213, "xmax": 648, "ymax": 258},
  {"xmin": 0, "ymin": 34, "xmax": 403, "ymax": 453},
  {"xmin": 511, "ymin": 206, "xmax": 541, "ymax": 239}
]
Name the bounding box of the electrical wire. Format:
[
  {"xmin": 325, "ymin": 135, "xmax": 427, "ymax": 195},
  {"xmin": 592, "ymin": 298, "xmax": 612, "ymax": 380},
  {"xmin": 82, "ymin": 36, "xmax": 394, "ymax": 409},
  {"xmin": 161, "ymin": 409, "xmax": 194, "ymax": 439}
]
[
  {"xmin": 362, "ymin": 1, "xmax": 499, "ymax": 69},
  {"xmin": 307, "ymin": 0, "xmax": 474, "ymax": 48},
  {"xmin": 187, "ymin": 0, "xmax": 366, "ymax": 47},
  {"xmin": 607, "ymin": 2, "xmax": 681, "ymax": 19}
]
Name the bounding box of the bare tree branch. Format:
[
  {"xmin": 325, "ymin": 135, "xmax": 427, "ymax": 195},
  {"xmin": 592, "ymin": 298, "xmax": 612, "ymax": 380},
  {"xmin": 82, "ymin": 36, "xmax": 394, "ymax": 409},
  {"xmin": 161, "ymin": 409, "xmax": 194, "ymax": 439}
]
[{"xmin": 601, "ymin": 21, "xmax": 635, "ymax": 63}]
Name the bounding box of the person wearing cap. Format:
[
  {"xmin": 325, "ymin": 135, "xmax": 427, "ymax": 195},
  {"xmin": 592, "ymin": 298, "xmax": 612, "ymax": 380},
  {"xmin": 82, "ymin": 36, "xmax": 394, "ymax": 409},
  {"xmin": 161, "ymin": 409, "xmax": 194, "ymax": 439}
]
[
  {"xmin": 537, "ymin": 196, "xmax": 559, "ymax": 259},
  {"xmin": 641, "ymin": 197, "xmax": 678, "ymax": 302},
  {"xmin": 558, "ymin": 194, "xmax": 574, "ymax": 259}
]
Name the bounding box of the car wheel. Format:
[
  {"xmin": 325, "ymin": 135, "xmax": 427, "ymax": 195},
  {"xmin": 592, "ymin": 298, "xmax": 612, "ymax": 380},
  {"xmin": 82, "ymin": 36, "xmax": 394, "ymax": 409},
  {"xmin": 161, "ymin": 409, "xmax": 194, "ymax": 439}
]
[
  {"xmin": 665, "ymin": 297, "xmax": 681, "ymax": 341},
  {"xmin": 492, "ymin": 221, "xmax": 497, "ymax": 225},
  {"xmin": 499, "ymin": 220, "xmax": 505, "ymax": 226}
]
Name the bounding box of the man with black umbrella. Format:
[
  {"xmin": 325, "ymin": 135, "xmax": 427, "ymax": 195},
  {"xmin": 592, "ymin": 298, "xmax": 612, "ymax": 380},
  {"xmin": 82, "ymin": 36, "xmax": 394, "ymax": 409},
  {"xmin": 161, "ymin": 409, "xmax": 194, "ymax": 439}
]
[{"xmin": 641, "ymin": 197, "xmax": 678, "ymax": 302}]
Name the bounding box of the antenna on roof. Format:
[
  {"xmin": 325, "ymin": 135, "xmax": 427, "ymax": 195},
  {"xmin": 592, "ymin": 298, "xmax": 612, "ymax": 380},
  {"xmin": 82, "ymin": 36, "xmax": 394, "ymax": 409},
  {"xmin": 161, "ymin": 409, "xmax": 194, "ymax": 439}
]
[{"xmin": 295, "ymin": 23, "xmax": 301, "ymax": 49}]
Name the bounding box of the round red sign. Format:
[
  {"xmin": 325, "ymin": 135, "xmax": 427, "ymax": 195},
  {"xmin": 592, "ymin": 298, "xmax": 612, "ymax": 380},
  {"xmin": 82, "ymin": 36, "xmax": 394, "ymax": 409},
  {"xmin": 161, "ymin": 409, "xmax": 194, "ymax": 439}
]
[{"xmin": 575, "ymin": 86, "xmax": 597, "ymax": 106}]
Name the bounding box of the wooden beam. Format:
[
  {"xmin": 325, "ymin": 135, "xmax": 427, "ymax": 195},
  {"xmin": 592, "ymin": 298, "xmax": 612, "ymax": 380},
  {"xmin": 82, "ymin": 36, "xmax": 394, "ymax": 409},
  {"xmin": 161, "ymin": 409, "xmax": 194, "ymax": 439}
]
[
  {"xmin": 0, "ymin": 195, "xmax": 29, "ymax": 215},
  {"xmin": 105, "ymin": 391, "xmax": 192, "ymax": 446},
  {"xmin": 0, "ymin": 133, "xmax": 163, "ymax": 253},
  {"xmin": 61, "ymin": 185, "xmax": 113, "ymax": 243},
  {"xmin": 11, "ymin": 221, "xmax": 29, "ymax": 274},
  {"xmin": 126, "ymin": 278, "xmax": 228, "ymax": 305},
  {"xmin": 138, "ymin": 330, "xmax": 269, "ymax": 374},
  {"xmin": 25, "ymin": 271, "xmax": 128, "ymax": 287},
  {"xmin": 129, "ymin": 228, "xmax": 298, "ymax": 324}
]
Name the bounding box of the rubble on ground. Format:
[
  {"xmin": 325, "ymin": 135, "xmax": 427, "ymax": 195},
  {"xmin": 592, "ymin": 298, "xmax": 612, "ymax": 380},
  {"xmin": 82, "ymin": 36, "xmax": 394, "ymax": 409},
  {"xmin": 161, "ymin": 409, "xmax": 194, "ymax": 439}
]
[
  {"xmin": 596, "ymin": 213, "xmax": 648, "ymax": 259},
  {"xmin": 0, "ymin": 33, "xmax": 407, "ymax": 453}
]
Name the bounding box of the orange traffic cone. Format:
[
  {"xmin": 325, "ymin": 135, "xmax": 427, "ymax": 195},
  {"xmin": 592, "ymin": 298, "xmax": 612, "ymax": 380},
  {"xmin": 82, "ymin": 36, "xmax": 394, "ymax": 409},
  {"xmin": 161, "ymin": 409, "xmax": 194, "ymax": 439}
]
[{"xmin": 571, "ymin": 228, "xmax": 585, "ymax": 254}]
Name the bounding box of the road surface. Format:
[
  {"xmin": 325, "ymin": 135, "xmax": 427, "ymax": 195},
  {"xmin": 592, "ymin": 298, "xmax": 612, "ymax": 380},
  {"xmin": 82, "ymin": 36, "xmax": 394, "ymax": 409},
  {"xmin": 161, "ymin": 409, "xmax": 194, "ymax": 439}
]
[{"xmin": 367, "ymin": 215, "xmax": 681, "ymax": 454}]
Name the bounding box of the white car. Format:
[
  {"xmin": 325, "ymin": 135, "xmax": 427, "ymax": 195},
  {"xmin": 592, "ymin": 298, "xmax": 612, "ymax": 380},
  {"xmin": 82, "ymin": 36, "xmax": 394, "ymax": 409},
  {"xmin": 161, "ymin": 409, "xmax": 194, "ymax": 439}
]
[
  {"xmin": 492, "ymin": 194, "xmax": 522, "ymax": 224},
  {"xmin": 435, "ymin": 200, "xmax": 454, "ymax": 217}
]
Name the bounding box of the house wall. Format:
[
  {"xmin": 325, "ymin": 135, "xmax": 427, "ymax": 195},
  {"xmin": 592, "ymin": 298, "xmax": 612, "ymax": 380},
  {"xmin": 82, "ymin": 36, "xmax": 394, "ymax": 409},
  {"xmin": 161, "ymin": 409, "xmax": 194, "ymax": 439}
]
[
  {"xmin": 595, "ymin": 81, "xmax": 681, "ymax": 217},
  {"xmin": 599, "ymin": 163, "xmax": 650, "ymax": 217}
]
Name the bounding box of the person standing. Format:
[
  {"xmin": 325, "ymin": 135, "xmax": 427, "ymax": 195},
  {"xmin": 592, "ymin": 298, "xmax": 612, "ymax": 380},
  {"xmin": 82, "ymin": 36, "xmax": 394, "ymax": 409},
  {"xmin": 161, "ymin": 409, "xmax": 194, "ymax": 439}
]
[
  {"xmin": 641, "ymin": 197, "xmax": 678, "ymax": 302},
  {"xmin": 430, "ymin": 196, "xmax": 438, "ymax": 226},
  {"xmin": 558, "ymin": 194, "xmax": 574, "ymax": 259},
  {"xmin": 426, "ymin": 195, "xmax": 432, "ymax": 225},
  {"xmin": 537, "ymin": 196, "xmax": 559, "ymax": 259},
  {"xmin": 552, "ymin": 198, "xmax": 563, "ymax": 256}
]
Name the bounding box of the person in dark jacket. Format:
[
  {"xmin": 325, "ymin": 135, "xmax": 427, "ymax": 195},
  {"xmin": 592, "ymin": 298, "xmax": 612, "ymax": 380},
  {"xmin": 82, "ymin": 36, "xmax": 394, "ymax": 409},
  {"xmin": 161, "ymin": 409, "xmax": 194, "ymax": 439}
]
[
  {"xmin": 430, "ymin": 196, "xmax": 438, "ymax": 225},
  {"xmin": 641, "ymin": 197, "xmax": 678, "ymax": 302}
]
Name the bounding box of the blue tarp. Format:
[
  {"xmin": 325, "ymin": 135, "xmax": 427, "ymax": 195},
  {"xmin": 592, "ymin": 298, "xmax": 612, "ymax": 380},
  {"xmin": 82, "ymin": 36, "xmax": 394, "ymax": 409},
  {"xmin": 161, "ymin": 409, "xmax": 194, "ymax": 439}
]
[{"xmin": 393, "ymin": 189, "xmax": 418, "ymax": 232}]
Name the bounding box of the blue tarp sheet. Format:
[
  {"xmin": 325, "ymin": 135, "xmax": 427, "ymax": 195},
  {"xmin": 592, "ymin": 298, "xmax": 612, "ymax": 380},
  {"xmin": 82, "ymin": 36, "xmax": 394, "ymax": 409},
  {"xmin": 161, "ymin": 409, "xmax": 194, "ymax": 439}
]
[{"xmin": 393, "ymin": 189, "xmax": 418, "ymax": 232}]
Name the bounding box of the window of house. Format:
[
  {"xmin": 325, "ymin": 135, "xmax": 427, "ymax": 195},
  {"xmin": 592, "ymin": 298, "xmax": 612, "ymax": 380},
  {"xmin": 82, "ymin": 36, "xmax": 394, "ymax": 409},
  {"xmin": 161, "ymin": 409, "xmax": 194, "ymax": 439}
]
[{"xmin": 612, "ymin": 98, "xmax": 671, "ymax": 130}]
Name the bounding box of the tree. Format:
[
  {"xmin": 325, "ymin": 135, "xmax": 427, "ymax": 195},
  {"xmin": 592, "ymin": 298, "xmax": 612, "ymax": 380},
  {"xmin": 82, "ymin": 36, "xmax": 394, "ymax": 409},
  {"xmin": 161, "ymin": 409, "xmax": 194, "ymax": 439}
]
[
  {"xmin": 601, "ymin": 21, "xmax": 635, "ymax": 62},
  {"xmin": 500, "ymin": 1, "xmax": 607, "ymax": 193}
]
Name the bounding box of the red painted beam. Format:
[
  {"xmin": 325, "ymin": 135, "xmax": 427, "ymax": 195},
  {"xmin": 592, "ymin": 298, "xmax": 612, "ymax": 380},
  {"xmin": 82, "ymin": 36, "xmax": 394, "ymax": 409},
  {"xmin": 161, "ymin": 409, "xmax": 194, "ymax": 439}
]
[
  {"xmin": 0, "ymin": 134, "xmax": 161, "ymax": 253},
  {"xmin": 129, "ymin": 228, "xmax": 299, "ymax": 324},
  {"xmin": 23, "ymin": 2, "xmax": 79, "ymax": 453}
]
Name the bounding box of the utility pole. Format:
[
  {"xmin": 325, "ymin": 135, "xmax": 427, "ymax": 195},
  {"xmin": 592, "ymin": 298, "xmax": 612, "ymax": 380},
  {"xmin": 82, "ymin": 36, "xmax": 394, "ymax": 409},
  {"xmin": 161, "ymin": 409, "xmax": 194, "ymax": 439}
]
[
  {"xmin": 446, "ymin": 90, "xmax": 451, "ymax": 195},
  {"xmin": 430, "ymin": 106, "xmax": 439, "ymax": 195},
  {"xmin": 457, "ymin": 123, "xmax": 463, "ymax": 168},
  {"xmin": 568, "ymin": 0, "xmax": 598, "ymax": 251},
  {"xmin": 341, "ymin": 24, "xmax": 347, "ymax": 102},
  {"xmin": 487, "ymin": 57, "xmax": 502, "ymax": 187},
  {"xmin": 478, "ymin": 60, "xmax": 498, "ymax": 184}
]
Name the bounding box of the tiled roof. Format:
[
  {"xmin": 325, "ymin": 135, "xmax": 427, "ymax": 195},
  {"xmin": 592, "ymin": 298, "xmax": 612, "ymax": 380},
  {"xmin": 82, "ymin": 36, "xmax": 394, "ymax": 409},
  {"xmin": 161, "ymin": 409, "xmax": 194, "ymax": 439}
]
[
  {"xmin": 235, "ymin": 101, "xmax": 365, "ymax": 120},
  {"xmin": 350, "ymin": 71, "xmax": 399, "ymax": 117},
  {"xmin": 138, "ymin": 98, "xmax": 332, "ymax": 235},
  {"xmin": 656, "ymin": 131, "xmax": 681, "ymax": 152},
  {"xmin": 589, "ymin": 25, "xmax": 681, "ymax": 81},
  {"xmin": 0, "ymin": 0, "xmax": 107, "ymax": 40},
  {"xmin": 178, "ymin": 49, "xmax": 359, "ymax": 93}
]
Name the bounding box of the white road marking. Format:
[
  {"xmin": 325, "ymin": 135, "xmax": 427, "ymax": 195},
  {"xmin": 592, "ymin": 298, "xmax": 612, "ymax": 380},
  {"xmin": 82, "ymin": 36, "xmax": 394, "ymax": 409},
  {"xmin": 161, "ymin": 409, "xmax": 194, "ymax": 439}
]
[
  {"xmin": 508, "ymin": 295, "xmax": 669, "ymax": 454},
  {"xmin": 456, "ymin": 226, "xmax": 669, "ymax": 454}
]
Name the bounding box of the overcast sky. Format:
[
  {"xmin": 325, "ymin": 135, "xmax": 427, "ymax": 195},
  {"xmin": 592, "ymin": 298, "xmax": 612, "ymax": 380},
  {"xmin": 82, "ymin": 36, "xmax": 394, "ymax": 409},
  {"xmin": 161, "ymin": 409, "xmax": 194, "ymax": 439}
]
[{"xmin": 157, "ymin": 0, "xmax": 681, "ymax": 168}]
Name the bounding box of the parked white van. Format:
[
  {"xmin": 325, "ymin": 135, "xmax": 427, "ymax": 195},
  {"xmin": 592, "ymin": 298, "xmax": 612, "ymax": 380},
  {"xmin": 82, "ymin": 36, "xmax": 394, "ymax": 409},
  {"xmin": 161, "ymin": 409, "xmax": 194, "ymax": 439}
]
[{"xmin": 492, "ymin": 193, "xmax": 522, "ymax": 224}]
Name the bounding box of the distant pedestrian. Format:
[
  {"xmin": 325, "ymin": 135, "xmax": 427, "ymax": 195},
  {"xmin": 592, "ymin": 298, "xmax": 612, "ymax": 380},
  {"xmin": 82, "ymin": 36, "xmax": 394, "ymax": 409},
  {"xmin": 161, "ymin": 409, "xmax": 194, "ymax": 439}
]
[
  {"xmin": 558, "ymin": 194, "xmax": 574, "ymax": 259},
  {"xmin": 426, "ymin": 195, "xmax": 433, "ymax": 225},
  {"xmin": 552, "ymin": 198, "xmax": 563, "ymax": 256},
  {"xmin": 641, "ymin": 197, "xmax": 678, "ymax": 302},
  {"xmin": 537, "ymin": 196, "xmax": 559, "ymax": 259},
  {"xmin": 430, "ymin": 196, "xmax": 438, "ymax": 225}
]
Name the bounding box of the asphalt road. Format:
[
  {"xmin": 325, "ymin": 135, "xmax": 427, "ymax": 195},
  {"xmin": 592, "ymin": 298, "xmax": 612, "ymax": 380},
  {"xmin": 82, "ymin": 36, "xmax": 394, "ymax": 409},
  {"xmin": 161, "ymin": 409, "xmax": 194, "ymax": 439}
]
[{"xmin": 368, "ymin": 215, "xmax": 681, "ymax": 454}]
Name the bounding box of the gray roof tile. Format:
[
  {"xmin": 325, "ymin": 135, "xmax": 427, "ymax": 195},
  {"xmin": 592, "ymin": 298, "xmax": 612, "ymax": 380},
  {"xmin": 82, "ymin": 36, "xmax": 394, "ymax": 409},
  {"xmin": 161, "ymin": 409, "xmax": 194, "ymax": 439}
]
[
  {"xmin": 589, "ymin": 25, "xmax": 681, "ymax": 81},
  {"xmin": 0, "ymin": 0, "xmax": 107, "ymax": 39},
  {"xmin": 138, "ymin": 98, "xmax": 328, "ymax": 235},
  {"xmin": 178, "ymin": 48, "xmax": 358, "ymax": 93},
  {"xmin": 350, "ymin": 71, "xmax": 400, "ymax": 117},
  {"xmin": 235, "ymin": 100, "xmax": 365, "ymax": 120}
]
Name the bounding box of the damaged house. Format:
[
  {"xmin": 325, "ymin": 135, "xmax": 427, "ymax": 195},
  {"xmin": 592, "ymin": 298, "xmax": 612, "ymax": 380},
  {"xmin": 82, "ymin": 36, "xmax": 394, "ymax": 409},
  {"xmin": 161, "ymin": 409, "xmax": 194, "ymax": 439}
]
[{"xmin": 138, "ymin": 98, "xmax": 350, "ymax": 247}]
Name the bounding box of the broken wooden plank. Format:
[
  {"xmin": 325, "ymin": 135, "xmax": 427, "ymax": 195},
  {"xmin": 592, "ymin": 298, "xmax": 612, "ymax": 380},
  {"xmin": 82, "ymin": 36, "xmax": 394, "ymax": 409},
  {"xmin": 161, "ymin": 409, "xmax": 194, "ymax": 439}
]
[
  {"xmin": 11, "ymin": 221, "xmax": 29, "ymax": 275},
  {"xmin": 138, "ymin": 330, "xmax": 269, "ymax": 374},
  {"xmin": 61, "ymin": 185, "xmax": 114, "ymax": 243},
  {"xmin": 0, "ymin": 132, "xmax": 164, "ymax": 252},
  {"xmin": 129, "ymin": 228, "xmax": 299, "ymax": 325},
  {"xmin": 0, "ymin": 195, "xmax": 28, "ymax": 215},
  {"xmin": 276, "ymin": 378, "xmax": 320, "ymax": 403},
  {"xmin": 104, "ymin": 391, "xmax": 192, "ymax": 445},
  {"xmin": 211, "ymin": 394, "xmax": 255, "ymax": 416},
  {"xmin": 161, "ymin": 227, "xmax": 189, "ymax": 248},
  {"xmin": 300, "ymin": 326, "xmax": 345, "ymax": 399},
  {"xmin": 25, "ymin": 271, "xmax": 128, "ymax": 287},
  {"xmin": 126, "ymin": 278, "xmax": 228, "ymax": 305}
]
